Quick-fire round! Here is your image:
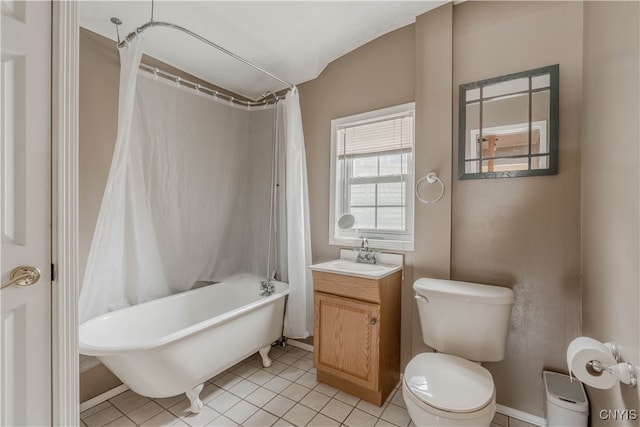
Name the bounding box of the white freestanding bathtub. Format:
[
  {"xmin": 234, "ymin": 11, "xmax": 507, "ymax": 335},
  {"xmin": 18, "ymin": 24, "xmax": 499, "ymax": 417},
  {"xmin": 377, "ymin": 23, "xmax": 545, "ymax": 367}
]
[{"xmin": 79, "ymin": 274, "xmax": 289, "ymax": 413}]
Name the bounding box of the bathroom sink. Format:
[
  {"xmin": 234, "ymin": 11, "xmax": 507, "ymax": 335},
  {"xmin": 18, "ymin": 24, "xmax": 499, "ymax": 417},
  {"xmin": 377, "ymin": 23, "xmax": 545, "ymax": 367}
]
[
  {"xmin": 327, "ymin": 261, "xmax": 386, "ymax": 273},
  {"xmin": 309, "ymin": 250, "xmax": 403, "ymax": 279}
]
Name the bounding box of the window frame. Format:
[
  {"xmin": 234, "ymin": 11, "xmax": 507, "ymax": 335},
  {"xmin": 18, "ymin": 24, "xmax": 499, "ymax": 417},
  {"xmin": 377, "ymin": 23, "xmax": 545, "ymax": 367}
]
[{"xmin": 329, "ymin": 103, "xmax": 415, "ymax": 251}]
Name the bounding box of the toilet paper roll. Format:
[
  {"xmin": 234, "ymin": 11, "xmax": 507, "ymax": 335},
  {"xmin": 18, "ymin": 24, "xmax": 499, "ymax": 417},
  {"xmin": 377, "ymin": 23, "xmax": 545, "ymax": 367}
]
[{"xmin": 567, "ymin": 337, "xmax": 618, "ymax": 389}]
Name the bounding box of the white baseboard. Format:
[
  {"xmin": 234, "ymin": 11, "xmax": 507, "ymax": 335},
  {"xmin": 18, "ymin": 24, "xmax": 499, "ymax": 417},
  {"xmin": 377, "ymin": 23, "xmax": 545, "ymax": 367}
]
[
  {"xmin": 287, "ymin": 339, "xmax": 314, "ymax": 352},
  {"xmin": 79, "ymin": 384, "xmax": 129, "ymax": 413},
  {"xmin": 496, "ymin": 404, "xmax": 546, "ymax": 427}
]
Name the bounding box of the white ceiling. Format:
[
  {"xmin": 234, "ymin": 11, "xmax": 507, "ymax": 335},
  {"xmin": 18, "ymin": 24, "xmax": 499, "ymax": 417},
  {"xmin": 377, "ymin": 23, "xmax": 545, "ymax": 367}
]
[{"xmin": 79, "ymin": 1, "xmax": 447, "ymax": 100}]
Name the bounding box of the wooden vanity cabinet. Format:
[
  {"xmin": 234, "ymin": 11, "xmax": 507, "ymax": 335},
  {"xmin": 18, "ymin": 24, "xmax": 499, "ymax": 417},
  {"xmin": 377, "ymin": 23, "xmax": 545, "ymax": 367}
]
[{"xmin": 312, "ymin": 270, "xmax": 401, "ymax": 406}]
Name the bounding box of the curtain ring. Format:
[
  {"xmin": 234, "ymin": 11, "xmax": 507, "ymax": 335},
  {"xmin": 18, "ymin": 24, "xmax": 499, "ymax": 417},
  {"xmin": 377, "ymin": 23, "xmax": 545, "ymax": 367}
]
[{"xmin": 416, "ymin": 172, "xmax": 445, "ymax": 204}]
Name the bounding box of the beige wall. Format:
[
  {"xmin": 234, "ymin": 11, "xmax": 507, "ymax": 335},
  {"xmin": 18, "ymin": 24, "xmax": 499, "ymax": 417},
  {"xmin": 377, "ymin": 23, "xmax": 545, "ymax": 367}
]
[
  {"xmin": 298, "ymin": 23, "xmax": 422, "ymax": 368},
  {"xmin": 299, "ymin": 24, "xmax": 416, "ymax": 264},
  {"xmin": 79, "ymin": 2, "xmax": 639, "ymax": 419},
  {"xmin": 79, "ymin": 29, "xmax": 124, "ymax": 402},
  {"xmin": 80, "ymin": 364, "xmax": 122, "ymax": 403},
  {"xmin": 451, "ymin": 1, "xmax": 583, "ymax": 416},
  {"xmin": 79, "ymin": 29, "xmax": 120, "ymax": 289},
  {"xmin": 299, "ymin": 1, "xmax": 600, "ymax": 419},
  {"xmin": 297, "ymin": 11, "xmax": 455, "ymax": 370},
  {"xmin": 411, "ymin": 3, "xmax": 453, "ymax": 357},
  {"xmin": 581, "ymin": 2, "xmax": 640, "ymax": 425}
]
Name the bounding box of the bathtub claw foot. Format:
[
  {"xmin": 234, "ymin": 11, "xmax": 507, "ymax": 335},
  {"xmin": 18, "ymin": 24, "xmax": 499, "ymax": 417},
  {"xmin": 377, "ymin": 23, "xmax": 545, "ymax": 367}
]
[
  {"xmin": 186, "ymin": 383, "xmax": 204, "ymax": 414},
  {"xmin": 259, "ymin": 345, "xmax": 272, "ymax": 367}
]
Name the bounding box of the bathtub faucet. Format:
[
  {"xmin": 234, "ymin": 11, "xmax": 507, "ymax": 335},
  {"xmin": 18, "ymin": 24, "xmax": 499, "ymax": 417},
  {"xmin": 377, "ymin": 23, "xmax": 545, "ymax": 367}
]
[
  {"xmin": 356, "ymin": 237, "xmax": 377, "ymax": 264},
  {"xmin": 260, "ymin": 280, "xmax": 275, "ymax": 296}
]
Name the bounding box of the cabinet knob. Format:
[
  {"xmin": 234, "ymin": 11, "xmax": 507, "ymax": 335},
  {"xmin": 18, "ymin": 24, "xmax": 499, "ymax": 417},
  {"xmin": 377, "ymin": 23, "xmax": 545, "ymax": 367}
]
[{"xmin": 370, "ymin": 318, "xmax": 377, "ymax": 325}]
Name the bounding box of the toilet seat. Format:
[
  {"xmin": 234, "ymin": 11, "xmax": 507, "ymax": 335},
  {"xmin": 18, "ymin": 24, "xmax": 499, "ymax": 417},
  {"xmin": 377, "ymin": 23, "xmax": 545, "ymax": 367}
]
[{"xmin": 404, "ymin": 353, "xmax": 495, "ymax": 414}]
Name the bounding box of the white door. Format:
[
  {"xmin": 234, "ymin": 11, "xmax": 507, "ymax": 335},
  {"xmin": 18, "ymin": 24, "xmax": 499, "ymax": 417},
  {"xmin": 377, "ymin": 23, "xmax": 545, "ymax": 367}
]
[{"xmin": 1, "ymin": 1, "xmax": 52, "ymax": 425}]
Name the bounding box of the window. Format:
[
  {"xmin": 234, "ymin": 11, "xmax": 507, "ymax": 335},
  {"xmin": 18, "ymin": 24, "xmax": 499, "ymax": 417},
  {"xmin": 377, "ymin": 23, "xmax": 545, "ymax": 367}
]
[{"xmin": 330, "ymin": 103, "xmax": 415, "ymax": 251}]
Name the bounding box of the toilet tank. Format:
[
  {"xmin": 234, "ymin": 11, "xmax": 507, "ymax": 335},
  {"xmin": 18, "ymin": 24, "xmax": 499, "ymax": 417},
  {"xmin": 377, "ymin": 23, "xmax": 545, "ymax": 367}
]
[{"xmin": 414, "ymin": 278, "xmax": 515, "ymax": 362}]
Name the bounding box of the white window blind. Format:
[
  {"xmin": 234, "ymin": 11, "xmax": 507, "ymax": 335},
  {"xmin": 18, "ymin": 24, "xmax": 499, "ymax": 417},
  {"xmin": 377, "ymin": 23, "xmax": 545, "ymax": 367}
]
[{"xmin": 337, "ymin": 114, "xmax": 413, "ymax": 156}]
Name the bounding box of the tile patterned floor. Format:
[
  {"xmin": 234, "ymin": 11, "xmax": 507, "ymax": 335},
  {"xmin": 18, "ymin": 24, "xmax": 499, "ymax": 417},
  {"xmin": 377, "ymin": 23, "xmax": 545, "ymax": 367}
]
[{"xmin": 80, "ymin": 345, "xmax": 414, "ymax": 427}]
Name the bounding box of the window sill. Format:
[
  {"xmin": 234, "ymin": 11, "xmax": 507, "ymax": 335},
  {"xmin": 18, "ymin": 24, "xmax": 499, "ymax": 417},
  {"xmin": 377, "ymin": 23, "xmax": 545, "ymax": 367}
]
[{"xmin": 329, "ymin": 237, "xmax": 414, "ymax": 252}]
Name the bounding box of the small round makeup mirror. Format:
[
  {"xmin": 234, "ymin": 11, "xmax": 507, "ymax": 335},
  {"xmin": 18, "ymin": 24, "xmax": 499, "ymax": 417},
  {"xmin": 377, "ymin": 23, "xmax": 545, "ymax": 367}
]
[{"xmin": 337, "ymin": 213, "xmax": 356, "ymax": 230}]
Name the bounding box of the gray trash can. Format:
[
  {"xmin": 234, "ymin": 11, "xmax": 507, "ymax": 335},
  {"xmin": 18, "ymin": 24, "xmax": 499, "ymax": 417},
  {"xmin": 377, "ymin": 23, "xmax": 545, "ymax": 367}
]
[{"xmin": 543, "ymin": 370, "xmax": 589, "ymax": 427}]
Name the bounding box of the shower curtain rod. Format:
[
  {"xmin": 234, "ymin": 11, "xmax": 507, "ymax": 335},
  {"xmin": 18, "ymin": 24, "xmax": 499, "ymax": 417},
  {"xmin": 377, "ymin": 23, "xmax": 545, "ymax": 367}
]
[
  {"xmin": 138, "ymin": 63, "xmax": 278, "ymax": 108},
  {"xmin": 117, "ymin": 20, "xmax": 295, "ymax": 92}
]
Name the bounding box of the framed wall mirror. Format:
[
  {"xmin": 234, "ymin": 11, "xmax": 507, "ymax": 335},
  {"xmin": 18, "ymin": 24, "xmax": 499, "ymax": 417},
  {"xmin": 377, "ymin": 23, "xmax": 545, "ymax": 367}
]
[{"xmin": 458, "ymin": 65, "xmax": 559, "ymax": 179}]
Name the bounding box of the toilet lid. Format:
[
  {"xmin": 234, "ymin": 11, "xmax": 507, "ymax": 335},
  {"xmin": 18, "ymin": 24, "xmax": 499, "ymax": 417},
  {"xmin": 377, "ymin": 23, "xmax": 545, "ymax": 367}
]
[{"xmin": 404, "ymin": 353, "xmax": 494, "ymax": 413}]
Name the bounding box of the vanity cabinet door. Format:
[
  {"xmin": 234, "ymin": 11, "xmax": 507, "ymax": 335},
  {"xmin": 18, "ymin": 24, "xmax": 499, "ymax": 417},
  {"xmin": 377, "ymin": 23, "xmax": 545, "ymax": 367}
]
[{"xmin": 314, "ymin": 292, "xmax": 380, "ymax": 389}]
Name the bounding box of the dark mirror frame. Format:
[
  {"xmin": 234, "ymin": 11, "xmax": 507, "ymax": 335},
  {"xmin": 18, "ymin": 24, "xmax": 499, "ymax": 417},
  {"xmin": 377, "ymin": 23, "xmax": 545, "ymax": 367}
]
[{"xmin": 458, "ymin": 64, "xmax": 559, "ymax": 180}]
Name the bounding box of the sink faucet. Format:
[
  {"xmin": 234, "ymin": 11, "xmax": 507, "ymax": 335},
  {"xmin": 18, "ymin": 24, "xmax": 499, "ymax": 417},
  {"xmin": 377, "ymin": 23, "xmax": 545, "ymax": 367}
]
[{"xmin": 356, "ymin": 237, "xmax": 377, "ymax": 264}]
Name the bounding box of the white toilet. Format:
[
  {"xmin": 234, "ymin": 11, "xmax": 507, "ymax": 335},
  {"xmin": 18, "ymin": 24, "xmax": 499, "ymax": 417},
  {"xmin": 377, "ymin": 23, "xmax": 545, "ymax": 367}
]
[{"xmin": 403, "ymin": 278, "xmax": 515, "ymax": 427}]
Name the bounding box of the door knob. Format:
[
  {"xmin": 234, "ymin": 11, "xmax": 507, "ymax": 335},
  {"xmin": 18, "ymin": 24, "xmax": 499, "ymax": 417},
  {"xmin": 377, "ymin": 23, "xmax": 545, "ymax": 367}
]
[
  {"xmin": 1, "ymin": 265, "xmax": 41, "ymax": 290},
  {"xmin": 370, "ymin": 318, "xmax": 377, "ymax": 325}
]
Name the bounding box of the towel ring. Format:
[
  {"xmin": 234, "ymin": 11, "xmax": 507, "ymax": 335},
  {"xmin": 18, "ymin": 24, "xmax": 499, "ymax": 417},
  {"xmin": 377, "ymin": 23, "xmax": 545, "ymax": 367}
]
[{"xmin": 416, "ymin": 172, "xmax": 445, "ymax": 204}]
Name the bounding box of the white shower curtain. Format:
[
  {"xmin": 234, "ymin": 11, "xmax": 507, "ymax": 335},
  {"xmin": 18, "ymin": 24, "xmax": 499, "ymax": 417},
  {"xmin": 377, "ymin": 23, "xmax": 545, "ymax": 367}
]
[
  {"xmin": 79, "ymin": 38, "xmax": 160, "ymax": 322},
  {"xmin": 80, "ymin": 38, "xmax": 313, "ymax": 336},
  {"xmin": 280, "ymin": 90, "xmax": 314, "ymax": 338},
  {"xmin": 80, "ymin": 38, "xmax": 275, "ymax": 322}
]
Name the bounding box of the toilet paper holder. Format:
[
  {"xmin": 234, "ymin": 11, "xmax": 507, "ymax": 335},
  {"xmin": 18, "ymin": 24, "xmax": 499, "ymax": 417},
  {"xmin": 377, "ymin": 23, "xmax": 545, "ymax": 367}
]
[
  {"xmin": 587, "ymin": 360, "xmax": 637, "ymax": 387},
  {"xmin": 603, "ymin": 342, "xmax": 621, "ymax": 363},
  {"xmin": 586, "ymin": 342, "xmax": 637, "ymax": 387}
]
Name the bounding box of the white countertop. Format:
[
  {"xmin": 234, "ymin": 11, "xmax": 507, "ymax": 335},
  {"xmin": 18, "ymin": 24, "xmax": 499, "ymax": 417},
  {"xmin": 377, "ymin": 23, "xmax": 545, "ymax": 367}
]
[{"xmin": 309, "ymin": 249, "xmax": 403, "ymax": 279}]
